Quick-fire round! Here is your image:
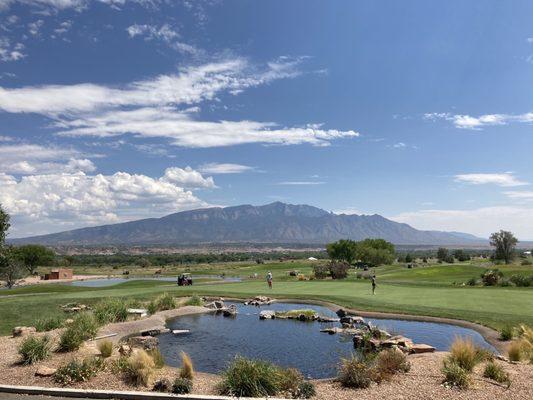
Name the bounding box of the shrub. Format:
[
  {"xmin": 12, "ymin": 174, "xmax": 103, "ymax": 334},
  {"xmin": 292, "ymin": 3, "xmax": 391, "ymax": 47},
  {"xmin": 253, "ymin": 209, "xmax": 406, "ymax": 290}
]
[
  {"xmin": 329, "ymin": 262, "xmax": 349, "ymax": 279},
  {"xmin": 179, "ymin": 351, "xmax": 194, "ymax": 379},
  {"xmin": 278, "ymin": 367, "xmax": 304, "ymax": 395},
  {"xmin": 97, "ymin": 340, "xmax": 113, "ymax": 358},
  {"xmin": 122, "ymin": 349, "xmax": 155, "ymax": 386},
  {"xmin": 297, "ymin": 274, "xmax": 306, "ymax": 281},
  {"xmin": 520, "ymin": 259, "xmax": 532, "ymax": 266},
  {"xmin": 508, "ymin": 340, "xmax": 524, "ymax": 361},
  {"xmin": 441, "ymin": 359, "xmax": 470, "ymax": 389},
  {"xmin": 147, "ymin": 301, "xmax": 158, "ymax": 315},
  {"xmin": 148, "ymin": 293, "xmax": 176, "ymax": 314},
  {"xmin": 54, "ymin": 357, "xmax": 104, "ymax": 385},
  {"xmin": 466, "ymin": 277, "xmax": 477, "ymax": 286},
  {"xmin": 18, "ymin": 335, "xmax": 51, "ymax": 365},
  {"xmin": 374, "ymin": 349, "xmax": 410, "ymax": 379},
  {"xmin": 219, "ymin": 356, "xmax": 281, "ymax": 397},
  {"xmin": 295, "ymin": 381, "xmax": 316, "ymax": 399},
  {"xmin": 35, "ymin": 316, "xmax": 63, "ymax": 332},
  {"xmin": 481, "ymin": 269, "xmax": 503, "ymax": 286},
  {"xmin": 338, "ymin": 353, "xmax": 372, "ymax": 389},
  {"xmin": 152, "ymin": 378, "xmax": 172, "ymax": 392},
  {"xmin": 93, "ymin": 298, "xmax": 129, "ymax": 324},
  {"xmin": 448, "ymin": 337, "xmax": 486, "ymax": 371},
  {"xmin": 172, "ymin": 377, "xmax": 192, "ymax": 394},
  {"xmin": 509, "ymin": 274, "xmax": 532, "ymax": 287},
  {"xmin": 483, "ymin": 361, "xmax": 510, "ymax": 386},
  {"xmin": 148, "ymin": 348, "xmax": 165, "ymax": 369},
  {"xmin": 184, "ymin": 294, "xmax": 203, "ymax": 307},
  {"xmin": 58, "ymin": 313, "xmax": 99, "ymax": 352},
  {"xmin": 500, "ymin": 325, "xmax": 514, "ymax": 341},
  {"xmin": 312, "ymin": 264, "xmax": 329, "ymax": 279}
]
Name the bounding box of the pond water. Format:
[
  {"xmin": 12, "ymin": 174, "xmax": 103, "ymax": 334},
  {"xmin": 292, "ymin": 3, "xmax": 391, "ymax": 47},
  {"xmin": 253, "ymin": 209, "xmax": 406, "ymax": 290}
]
[
  {"xmin": 159, "ymin": 301, "xmax": 497, "ymax": 379},
  {"xmin": 68, "ymin": 275, "xmax": 241, "ymax": 287}
]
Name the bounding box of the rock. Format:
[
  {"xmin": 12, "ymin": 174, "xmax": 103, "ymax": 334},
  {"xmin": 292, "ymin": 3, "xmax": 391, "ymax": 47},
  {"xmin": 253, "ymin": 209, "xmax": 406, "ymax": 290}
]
[
  {"xmin": 409, "ymin": 343, "xmax": 435, "ymax": 354},
  {"xmin": 127, "ymin": 308, "xmax": 148, "ymax": 318},
  {"xmin": 141, "ymin": 328, "xmax": 169, "ymax": 336},
  {"xmin": 35, "ymin": 366, "xmax": 57, "ymax": 377},
  {"xmin": 12, "ymin": 326, "xmax": 36, "ymax": 337},
  {"xmin": 153, "ymin": 378, "xmax": 172, "ymax": 392},
  {"xmin": 340, "ymin": 316, "xmax": 366, "ymax": 326},
  {"xmin": 259, "ymin": 310, "xmax": 276, "ymax": 320},
  {"xmin": 317, "ymin": 316, "xmax": 340, "ymax": 323},
  {"xmin": 214, "ymin": 300, "xmax": 225, "ymax": 309},
  {"xmin": 320, "ymin": 327, "xmax": 344, "ymax": 335},
  {"xmin": 223, "ymin": 305, "xmax": 237, "ymax": 317},
  {"xmin": 128, "ymin": 336, "xmax": 159, "ymax": 350},
  {"xmin": 336, "ymin": 309, "xmax": 347, "ymax": 318},
  {"xmin": 64, "ymin": 319, "xmax": 74, "ymax": 325},
  {"xmin": 119, "ymin": 344, "xmax": 132, "ymax": 356},
  {"xmin": 496, "ymin": 355, "xmax": 509, "ymax": 362}
]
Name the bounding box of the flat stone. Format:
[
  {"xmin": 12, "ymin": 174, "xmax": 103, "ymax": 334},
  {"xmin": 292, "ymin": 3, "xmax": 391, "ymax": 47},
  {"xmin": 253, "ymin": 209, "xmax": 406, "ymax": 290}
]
[
  {"xmin": 172, "ymin": 329, "xmax": 190, "ymax": 335},
  {"xmin": 409, "ymin": 343, "xmax": 436, "ymax": 354},
  {"xmin": 118, "ymin": 344, "xmax": 132, "ymax": 356},
  {"xmin": 320, "ymin": 327, "xmax": 343, "ymax": 334},
  {"xmin": 141, "ymin": 328, "xmax": 169, "ymax": 336},
  {"xmin": 317, "ymin": 316, "xmax": 340, "ymax": 323},
  {"xmin": 35, "ymin": 366, "xmax": 57, "ymax": 377}
]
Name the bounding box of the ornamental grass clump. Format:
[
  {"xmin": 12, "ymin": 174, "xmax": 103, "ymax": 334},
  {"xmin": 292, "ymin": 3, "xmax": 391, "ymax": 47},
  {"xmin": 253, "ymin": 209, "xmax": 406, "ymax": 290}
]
[
  {"xmin": 97, "ymin": 340, "xmax": 113, "ymax": 358},
  {"xmin": 184, "ymin": 294, "xmax": 203, "ymax": 307},
  {"xmin": 58, "ymin": 312, "xmax": 99, "ymax": 352},
  {"xmin": 179, "ymin": 351, "xmax": 194, "ymax": 379},
  {"xmin": 35, "ymin": 316, "xmax": 64, "ymax": 332},
  {"xmin": 441, "ymin": 359, "xmax": 470, "ymax": 389},
  {"xmin": 147, "ymin": 293, "xmax": 176, "ymax": 314},
  {"xmin": 219, "ymin": 356, "xmax": 281, "ymax": 397},
  {"xmin": 123, "ymin": 349, "xmax": 155, "ymax": 387},
  {"xmin": 148, "ymin": 348, "xmax": 165, "ymax": 369},
  {"xmin": 447, "ymin": 337, "xmax": 487, "ymax": 372},
  {"xmin": 338, "ymin": 353, "xmax": 373, "ymax": 389},
  {"xmin": 507, "ymin": 326, "xmax": 533, "ymax": 362},
  {"xmin": 172, "ymin": 377, "xmax": 192, "ymax": 394},
  {"xmin": 93, "ymin": 298, "xmax": 129, "ymax": 325},
  {"xmin": 374, "ymin": 349, "xmax": 410, "ymax": 380},
  {"xmin": 500, "ymin": 325, "xmax": 514, "ymax": 341},
  {"xmin": 483, "ymin": 361, "xmax": 510, "ymax": 387},
  {"xmin": 18, "ymin": 335, "xmax": 51, "ymax": 365},
  {"xmin": 54, "ymin": 357, "xmax": 104, "ymax": 385}
]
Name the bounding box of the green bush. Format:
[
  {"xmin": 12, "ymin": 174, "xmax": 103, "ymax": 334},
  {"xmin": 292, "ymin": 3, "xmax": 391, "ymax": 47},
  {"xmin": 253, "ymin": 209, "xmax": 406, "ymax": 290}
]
[
  {"xmin": 97, "ymin": 340, "xmax": 113, "ymax": 358},
  {"xmin": 18, "ymin": 335, "xmax": 51, "ymax": 365},
  {"xmin": 147, "ymin": 293, "xmax": 176, "ymax": 315},
  {"xmin": 500, "ymin": 325, "xmax": 514, "ymax": 341},
  {"xmin": 172, "ymin": 377, "xmax": 192, "ymax": 394},
  {"xmin": 278, "ymin": 367, "xmax": 304, "ymax": 395},
  {"xmin": 442, "ymin": 359, "xmax": 470, "ymax": 389},
  {"xmin": 93, "ymin": 298, "xmax": 129, "ymax": 324},
  {"xmin": 35, "ymin": 316, "xmax": 63, "ymax": 332},
  {"xmin": 520, "ymin": 259, "xmax": 532, "ymax": 266},
  {"xmin": 54, "ymin": 357, "xmax": 104, "ymax": 385},
  {"xmin": 184, "ymin": 294, "xmax": 203, "ymax": 307},
  {"xmin": 219, "ymin": 356, "xmax": 281, "ymax": 397},
  {"xmin": 152, "ymin": 378, "xmax": 172, "ymax": 392},
  {"xmin": 58, "ymin": 313, "xmax": 99, "ymax": 352},
  {"xmin": 295, "ymin": 381, "xmax": 316, "ymax": 399},
  {"xmin": 483, "ymin": 361, "xmax": 510, "ymax": 386},
  {"xmin": 312, "ymin": 264, "xmax": 329, "ymax": 279},
  {"xmin": 481, "ymin": 269, "xmax": 503, "ymax": 286},
  {"xmin": 509, "ymin": 274, "xmax": 532, "ymax": 287},
  {"xmin": 466, "ymin": 277, "xmax": 477, "ymax": 286},
  {"xmin": 338, "ymin": 353, "xmax": 372, "ymax": 389}
]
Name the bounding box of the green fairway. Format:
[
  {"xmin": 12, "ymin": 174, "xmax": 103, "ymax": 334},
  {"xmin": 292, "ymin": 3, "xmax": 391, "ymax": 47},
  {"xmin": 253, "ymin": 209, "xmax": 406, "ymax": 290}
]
[{"xmin": 1, "ymin": 259, "xmax": 532, "ymax": 335}]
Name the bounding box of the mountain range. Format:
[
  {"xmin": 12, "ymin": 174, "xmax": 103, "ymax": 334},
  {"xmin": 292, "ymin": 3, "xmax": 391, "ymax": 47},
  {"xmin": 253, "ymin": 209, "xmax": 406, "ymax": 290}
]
[{"xmin": 10, "ymin": 202, "xmax": 484, "ymax": 246}]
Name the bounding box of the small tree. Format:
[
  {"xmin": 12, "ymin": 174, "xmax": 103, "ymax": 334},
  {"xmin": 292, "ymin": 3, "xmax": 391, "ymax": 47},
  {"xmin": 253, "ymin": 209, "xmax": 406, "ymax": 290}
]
[
  {"xmin": 14, "ymin": 245, "xmax": 55, "ymax": 275},
  {"xmin": 437, "ymin": 247, "xmax": 448, "ymax": 262},
  {"xmin": 490, "ymin": 230, "xmax": 518, "ymax": 264},
  {"xmin": 326, "ymin": 240, "xmax": 358, "ymax": 265},
  {"xmin": 405, "ymin": 254, "xmax": 413, "ymax": 263},
  {"xmin": 0, "ymin": 204, "xmax": 9, "ymax": 245},
  {"xmin": 0, "ymin": 247, "xmax": 24, "ymax": 288}
]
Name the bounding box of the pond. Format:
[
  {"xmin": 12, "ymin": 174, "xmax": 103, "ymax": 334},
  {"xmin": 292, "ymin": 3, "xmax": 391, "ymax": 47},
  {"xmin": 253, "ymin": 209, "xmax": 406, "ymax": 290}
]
[
  {"xmin": 159, "ymin": 301, "xmax": 497, "ymax": 379},
  {"xmin": 68, "ymin": 275, "xmax": 241, "ymax": 287}
]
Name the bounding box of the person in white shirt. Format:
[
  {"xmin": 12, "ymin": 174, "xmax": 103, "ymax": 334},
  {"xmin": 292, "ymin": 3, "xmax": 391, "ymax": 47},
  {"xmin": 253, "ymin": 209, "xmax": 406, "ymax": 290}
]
[{"xmin": 266, "ymin": 271, "xmax": 273, "ymax": 289}]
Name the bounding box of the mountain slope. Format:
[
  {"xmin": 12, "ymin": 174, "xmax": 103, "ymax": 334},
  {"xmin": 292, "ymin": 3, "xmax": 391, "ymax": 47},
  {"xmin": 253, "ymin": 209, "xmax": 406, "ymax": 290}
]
[{"xmin": 10, "ymin": 202, "xmax": 484, "ymax": 245}]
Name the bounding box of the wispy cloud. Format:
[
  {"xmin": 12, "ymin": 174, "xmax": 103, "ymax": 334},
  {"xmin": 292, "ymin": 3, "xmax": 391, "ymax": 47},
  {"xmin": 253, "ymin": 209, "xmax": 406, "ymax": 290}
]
[
  {"xmin": 198, "ymin": 163, "xmax": 256, "ymax": 174},
  {"xmin": 277, "ymin": 181, "xmax": 325, "ymax": 185},
  {"xmin": 454, "ymin": 172, "xmax": 528, "ymax": 187},
  {"xmin": 424, "ymin": 112, "xmax": 533, "ymax": 130},
  {"xmin": 504, "ymin": 191, "xmax": 533, "ymax": 200}
]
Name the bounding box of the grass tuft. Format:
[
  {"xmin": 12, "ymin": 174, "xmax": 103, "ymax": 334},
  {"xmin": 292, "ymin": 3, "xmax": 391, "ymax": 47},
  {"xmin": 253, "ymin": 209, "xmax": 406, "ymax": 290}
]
[
  {"xmin": 35, "ymin": 316, "xmax": 64, "ymax": 332},
  {"xmin": 18, "ymin": 335, "xmax": 51, "ymax": 365},
  {"xmin": 442, "ymin": 359, "xmax": 470, "ymax": 389},
  {"xmin": 97, "ymin": 340, "xmax": 113, "ymax": 358},
  {"xmin": 122, "ymin": 349, "xmax": 155, "ymax": 387},
  {"xmin": 483, "ymin": 361, "xmax": 510, "ymax": 386},
  {"xmin": 448, "ymin": 336, "xmax": 487, "ymax": 372},
  {"xmin": 58, "ymin": 313, "xmax": 99, "ymax": 352},
  {"xmin": 172, "ymin": 377, "xmax": 192, "ymax": 394},
  {"xmin": 183, "ymin": 294, "xmax": 203, "ymax": 307},
  {"xmin": 338, "ymin": 353, "xmax": 373, "ymax": 389},
  {"xmin": 179, "ymin": 351, "xmax": 194, "ymax": 379},
  {"xmin": 54, "ymin": 357, "xmax": 104, "ymax": 385},
  {"xmin": 219, "ymin": 356, "xmax": 281, "ymax": 397}
]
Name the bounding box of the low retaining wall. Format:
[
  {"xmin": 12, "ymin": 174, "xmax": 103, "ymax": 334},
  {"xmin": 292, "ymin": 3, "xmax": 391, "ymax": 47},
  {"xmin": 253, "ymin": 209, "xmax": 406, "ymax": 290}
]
[{"xmin": 0, "ymin": 384, "xmax": 287, "ymax": 400}]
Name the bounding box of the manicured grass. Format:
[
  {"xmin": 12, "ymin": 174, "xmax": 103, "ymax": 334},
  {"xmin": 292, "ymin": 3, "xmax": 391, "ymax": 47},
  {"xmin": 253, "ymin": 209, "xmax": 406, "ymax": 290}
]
[{"xmin": 1, "ymin": 260, "xmax": 532, "ymax": 334}]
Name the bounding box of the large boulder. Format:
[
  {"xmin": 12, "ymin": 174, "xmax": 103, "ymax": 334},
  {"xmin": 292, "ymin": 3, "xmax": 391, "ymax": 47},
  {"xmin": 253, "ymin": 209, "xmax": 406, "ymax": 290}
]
[
  {"xmin": 259, "ymin": 310, "xmax": 276, "ymax": 320},
  {"xmin": 128, "ymin": 336, "xmax": 159, "ymax": 350},
  {"xmin": 409, "ymin": 343, "xmax": 436, "ymax": 354},
  {"xmin": 336, "ymin": 309, "xmax": 347, "ymax": 318},
  {"xmin": 119, "ymin": 344, "xmax": 132, "ymax": 356},
  {"xmin": 12, "ymin": 326, "xmax": 36, "ymax": 337}
]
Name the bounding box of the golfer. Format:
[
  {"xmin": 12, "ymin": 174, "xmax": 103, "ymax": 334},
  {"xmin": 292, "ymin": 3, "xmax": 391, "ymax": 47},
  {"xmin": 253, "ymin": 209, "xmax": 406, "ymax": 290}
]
[{"xmin": 266, "ymin": 271, "xmax": 273, "ymax": 289}]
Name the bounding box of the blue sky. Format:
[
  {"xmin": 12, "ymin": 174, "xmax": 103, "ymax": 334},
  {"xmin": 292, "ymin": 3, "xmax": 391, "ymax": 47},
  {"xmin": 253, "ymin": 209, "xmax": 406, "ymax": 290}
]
[{"xmin": 1, "ymin": 0, "xmax": 533, "ymax": 239}]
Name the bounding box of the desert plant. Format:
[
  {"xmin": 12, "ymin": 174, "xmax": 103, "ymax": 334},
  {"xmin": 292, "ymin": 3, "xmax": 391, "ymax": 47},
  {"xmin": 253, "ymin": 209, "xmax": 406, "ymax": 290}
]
[
  {"xmin": 483, "ymin": 361, "xmax": 510, "ymax": 386},
  {"xmin": 329, "ymin": 262, "xmax": 349, "ymax": 279},
  {"xmin": 509, "ymin": 274, "xmax": 532, "ymax": 287},
  {"xmin": 338, "ymin": 353, "xmax": 372, "ymax": 389},
  {"xmin": 481, "ymin": 269, "xmax": 503, "ymax": 286},
  {"xmin": 148, "ymin": 348, "xmax": 165, "ymax": 369},
  {"xmin": 508, "ymin": 340, "xmax": 524, "ymax": 361},
  {"xmin": 54, "ymin": 357, "xmax": 104, "ymax": 385},
  {"xmin": 466, "ymin": 277, "xmax": 477, "ymax": 286},
  {"xmin": 148, "ymin": 293, "xmax": 176, "ymax": 314},
  {"xmin": 172, "ymin": 377, "xmax": 192, "ymax": 394},
  {"xmin": 123, "ymin": 350, "xmax": 155, "ymax": 386},
  {"xmin": 441, "ymin": 359, "xmax": 470, "ymax": 389},
  {"xmin": 312, "ymin": 264, "xmax": 329, "ymax": 279},
  {"xmin": 184, "ymin": 294, "xmax": 203, "ymax": 307},
  {"xmin": 179, "ymin": 351, "xmax": 194, "ymax": 379},
  {"xmin": 18, "ymin": 335, "xmax": 51, "ymax": 365},
  {"xmin": 35, "ymin": 316, "xmax": 63, "ymax": 332},
  {"xmin": 500, "ymin": 325, "xmax": 514, "ymax": 341},
  {"xmin": 97, "ymin": 340, "xmax": 113, "ymax": 358},
  {"xmin": 58, "ymin": 313, "xmax": 99, "ymax": 352},
  {"xmin": 93, "ymin": 298, "xmax": 129, "ymax": 324},
  {"xmin": 295, "ymin": 381, "xmax": 316, "ymax": 399},
  {"xmin": 447, "ymin": 337, "xmax": 487, "ymax": 371},
  {"xmin": 152, "ymin": 378, "xmax": 172, "ymax": 392},
  {"xmin": 278, "ymin": 367, "xmax": 304, "ymax": 395},
  {"xmin": 147, "ymin": 301, "xmax": 158, "ymax": 315},
  {"xmin": 219, "ymin": 356, "xmax": 281, "ymax": 397},
  {"xmin": 374, "ymin": 349, "xmax": 410, "ymax": 379}
]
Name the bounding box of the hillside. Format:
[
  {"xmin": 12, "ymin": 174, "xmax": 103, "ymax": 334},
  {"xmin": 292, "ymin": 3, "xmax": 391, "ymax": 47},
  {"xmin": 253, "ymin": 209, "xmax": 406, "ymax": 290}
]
[{"xmin": 10, "ymin": 202, "xmax": 485, "ymax": 246}]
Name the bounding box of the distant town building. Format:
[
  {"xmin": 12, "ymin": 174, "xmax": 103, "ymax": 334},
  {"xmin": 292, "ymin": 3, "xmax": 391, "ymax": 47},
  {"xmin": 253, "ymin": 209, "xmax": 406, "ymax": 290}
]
[{"xmin": 43, "ymin": 268, "xmax": 73, "ymax": 280}]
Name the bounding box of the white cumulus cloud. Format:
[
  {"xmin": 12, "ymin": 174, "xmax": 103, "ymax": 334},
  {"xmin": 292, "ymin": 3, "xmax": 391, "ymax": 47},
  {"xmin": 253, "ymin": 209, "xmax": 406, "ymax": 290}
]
[{"xmin": 424, "ymin": 112, "xmax": 533, "ymax": 130}]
